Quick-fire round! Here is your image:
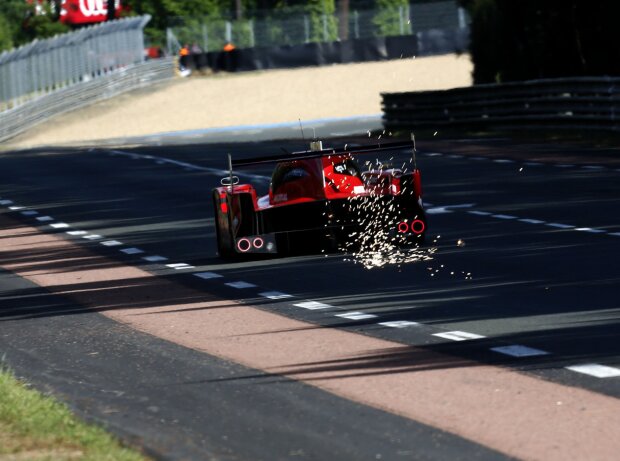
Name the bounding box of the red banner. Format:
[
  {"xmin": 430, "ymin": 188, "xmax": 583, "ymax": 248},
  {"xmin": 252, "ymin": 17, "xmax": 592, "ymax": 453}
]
[{"xmin": 58, "ymin": 0, "xmax": 123, "ymax": 25}]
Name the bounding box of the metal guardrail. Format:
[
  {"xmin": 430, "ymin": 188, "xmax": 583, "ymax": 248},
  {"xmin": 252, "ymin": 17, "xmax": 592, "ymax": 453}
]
[
  {"xmin": 382, "ymin": 77, "xmax": 620, "ymax": 132},
  {"xmin": 0, "ymin": 16, "xmax": 151, "ymax": 111},
  {"xmin": 0, "ymin": 58, "xmax": 175, "ymax": 144}
]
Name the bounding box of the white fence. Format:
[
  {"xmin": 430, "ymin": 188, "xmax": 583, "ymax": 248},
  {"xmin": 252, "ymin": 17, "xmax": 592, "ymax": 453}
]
[
  {"xmin": 0, "ymin": 15, "xmax": 176, "ymax": 144},
  {"xmin": 0, "ymin": 58, "xmax": 175, "ymax": 143}
]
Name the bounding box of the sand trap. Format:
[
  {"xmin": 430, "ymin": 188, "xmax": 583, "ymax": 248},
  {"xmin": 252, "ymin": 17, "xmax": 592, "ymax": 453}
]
[{"xmin": 6, "ymin": 54, "xmax": 472, "ymax": 148}]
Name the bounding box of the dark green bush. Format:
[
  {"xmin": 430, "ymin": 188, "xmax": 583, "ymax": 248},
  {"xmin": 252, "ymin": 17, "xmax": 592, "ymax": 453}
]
[{"xmin": 462, "ymin": 0, "xmax": 620, "ymax": 83}]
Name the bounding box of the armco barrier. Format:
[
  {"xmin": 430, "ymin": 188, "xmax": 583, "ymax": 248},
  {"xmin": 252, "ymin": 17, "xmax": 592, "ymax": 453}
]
[
  {"xmin": 382, "ymin": 77, "xmax": 620, "ymax": 132},
  {"xmin": 0, "ymin": 58, "xmax": 175, "ymax": 144}
]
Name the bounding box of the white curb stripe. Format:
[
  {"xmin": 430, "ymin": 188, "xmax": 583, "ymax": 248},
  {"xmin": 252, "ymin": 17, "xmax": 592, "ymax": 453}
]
[
  {"xmin": 468, "ymin": 210, "xmax": 491, "ymax": 216},
  {"xmin": 100, "ymin": 240, "xmax": 123, "ymax": 246},
  {"xmin": 491, "ymin": 345, "xmax": 549, "ymax": 357},
  {"xmin": 519, "ymin": 218, "xmax": 545, "ymax": 224},
  {"xmin": 121, "ymin": 248, "xmax": 145, "ymax": 255},
  {"xmin": 225, "ymin": 281, "xmax": 257, "ymax": 289},
  {"xmin": 566, "ymin": 364, "xmax": 620, "ymax": 378},
  {"xmin": 294, "ymin": 301, "xmax": 332, "ymax": 310},
  {"xmin": 194, "ymin": 272, "xmax": 223, "ymax": 280},
  {"xmin": 335, "ymin": 311, "xmax": 378, "ymax": 320},
  {"xmin": 433, "ymin": 331, "xmax": 486, "ymax": 341},
  {"xmin": 166, "ymin": 263, "xmax": 195, "ymax": 270},
  {"xmin": 143, "ymin": 255, "xmax": 169, "ymax": 262},
  {"xmin": 259, "ymin": 291, "xmax": 294, "ymax": 300},
  {"xmin": 575, "ymin": 227, "xmax": 606, "ymax": 234},
  {"xmin": 378, "ymin": 320, "xmax": 420, "ymax": 328},
  {"xmin": 83, "ymin": 234, "xmax": 103, "ymax": 240}
]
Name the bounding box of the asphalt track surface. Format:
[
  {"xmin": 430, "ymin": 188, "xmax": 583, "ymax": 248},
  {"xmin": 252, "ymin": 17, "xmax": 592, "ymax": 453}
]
[{"xmin": 0, "ymin": 130, "xmax": 619, "ymax": 460}]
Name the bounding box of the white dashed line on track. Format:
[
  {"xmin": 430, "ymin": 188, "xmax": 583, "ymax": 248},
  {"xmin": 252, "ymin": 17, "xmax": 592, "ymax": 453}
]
[
  {"xmin": 8, "ymin": 206, "xmax": 24, "ymax": 211},
  {"xmin": 491, "ymin": 345, "xmax": 549, "ymax": 357},
  {"xmin": 493, "ymin": 159, "xmax": 514, "ymax": 164},
  {"xmin": 546, "ymin": 223, "xmax": 574, "ymax": 229},
  {"xmin": 225, "ymin": 281, "xmax": 258, "ymax": 289},
  {"xmin": 0, "ymin": 200, "xmax": 14, "ymax": 205},
  {"xmin": 121, "ymin": 248, "xmax": 145, "ymax": 255},
  {"xmin": 565, "ymin": 364, "xmax": 620, "ymax": 378},
  {"xmin": 50, "ymin": 222, "xmax": 70, "ymax": 229},
  {"xmin": 433, "ymin": 331, "xmax": 486, "ymax": 341},
  {"xmin": 166, "ymin": 263, "xmax": 195, "ymax": 270},
  {"xmin": 21, "ymin": 210, "xmax": 39, "ymax": 216},
  {"xmin": 83, "ymin": 234, "xmax": 103, "ymax": 240},
  {"xmin": 293, "ymin": 301, "xmax": 332, "ymax": 310},
  {"xmin": 335, "ymin": 311, "xmax": 378, "ymax": 320},
  {"xmin": 67, "ymin": 230, "xmax": 88, "ymax": 236},
  {"xmin": 100, "ymin": 240, "xmax": 123, "ymax": 246},
  {"xmin": 519, "ymin": 218, "xmax": 546, "ymax": 224},
  {"xmin": 194, "ymin": 272, "xmax": 223, "ymax": 280},
  {"xmin": 378, "ymin": 320, "xmax": 420, "ymax": 328},
  {"xmin": 36, "ymin": 216, "xmax": 54, "ymax": 222},
  {"xmin": 142, "ymin": 255, "xmax": 169, "ymax": 262},
  {"xmin": 468, "ymin": 210, "xmax": 492, "ymax": 216},
  {"xmin": 575, "ymin": 227, "xmax": 606, "ymax": 234},
  {"xmin": 492, "ymin": 214, "xmax": 517, "ymax": 220},
  {"xmin": 259, "ymin": 291, "xmax": 294, "ymax": 300},
  {"xmin": 609, "ymin": 232, "xmax": 620, "ymax": 237},
  {"xmin": 426, "ymin": 207, "xmax": 453, "ymax": 215},
  {"xmin": 523, "ymin": 162, "xmax": 543, "ymax": 167}
]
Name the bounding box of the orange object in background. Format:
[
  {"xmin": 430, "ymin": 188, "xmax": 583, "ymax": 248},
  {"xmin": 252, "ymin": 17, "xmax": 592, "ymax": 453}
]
[{"xmin": 223, "ymin": 42, "xmax": 236, "ymax": 52}]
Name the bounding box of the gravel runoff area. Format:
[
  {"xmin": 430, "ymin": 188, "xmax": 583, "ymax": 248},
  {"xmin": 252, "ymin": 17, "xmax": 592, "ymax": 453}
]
[{"xmin": 5, "ymin": 54, "xmax": 472, "ymax": 149}]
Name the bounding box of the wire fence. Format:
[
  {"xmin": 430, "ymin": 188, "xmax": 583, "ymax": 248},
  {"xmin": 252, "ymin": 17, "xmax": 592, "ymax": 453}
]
[
  {"xmin": 167, "ymin": 0, "xmax": 467, "ymax": 53},
  {"xmin": 0, "ymin": 58, "xmax": 175, "ymax": 144},
  {"xmin": 0, "ymin": 15, "xmax": 151, "ymax": 112}
]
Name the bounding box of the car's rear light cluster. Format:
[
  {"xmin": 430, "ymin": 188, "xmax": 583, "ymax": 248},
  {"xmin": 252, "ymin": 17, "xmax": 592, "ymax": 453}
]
[
  {"xmin": 236, "ymin": 237, "xmax": 265, "ymax": 252},
  {"xmin": 218, "ymin": 192, "xmax": 228, "ymax": 213},
  {"xmin": 397, "ymin": 219, "xmax": 425, "ymax": 235}
]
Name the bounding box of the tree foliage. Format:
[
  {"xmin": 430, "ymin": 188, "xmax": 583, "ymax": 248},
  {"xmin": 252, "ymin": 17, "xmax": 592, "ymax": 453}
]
[
  {"xmin": 0, "ymin": 0, "xmax": 69, "ymax": 53},
  {"xmin": 1, "ymin": 0, "xmax": 404, "ymax": 51},
  {"xmin": 462, "ymin": 0, "xmax": 620, "ymax": 83}
]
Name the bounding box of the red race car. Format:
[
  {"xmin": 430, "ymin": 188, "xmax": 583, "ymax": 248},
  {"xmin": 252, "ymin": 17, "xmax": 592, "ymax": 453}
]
[{"xmin": 212, "ymin": 140, "xmax": 427, "ymax": 258}]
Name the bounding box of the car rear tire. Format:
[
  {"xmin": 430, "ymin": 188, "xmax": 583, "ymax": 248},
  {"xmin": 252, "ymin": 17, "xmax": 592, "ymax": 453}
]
[{"xmin": 213, "ymin": 191, "xmax": 235, "ymax": 258}]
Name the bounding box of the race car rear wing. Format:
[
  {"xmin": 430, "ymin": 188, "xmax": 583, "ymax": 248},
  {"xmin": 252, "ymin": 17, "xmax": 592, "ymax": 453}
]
[{"xmin": 231, "ymin": 139, "xmax": 416, "ymax": 168}]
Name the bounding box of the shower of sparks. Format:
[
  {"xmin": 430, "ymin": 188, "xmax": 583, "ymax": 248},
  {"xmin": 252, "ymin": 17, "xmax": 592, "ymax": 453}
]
[{"xmin": 331, "ymin": 156, "xmax": 437, "ymax": 270}]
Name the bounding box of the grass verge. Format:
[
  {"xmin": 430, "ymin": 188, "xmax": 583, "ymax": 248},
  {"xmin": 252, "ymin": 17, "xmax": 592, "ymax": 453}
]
[{"xmin": 0, "ymin": 365, "xmax": 148, "ymax": 461}]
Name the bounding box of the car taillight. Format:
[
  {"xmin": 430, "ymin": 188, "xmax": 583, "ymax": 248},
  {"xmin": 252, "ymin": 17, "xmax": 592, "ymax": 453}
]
[
  {"xmin": 237, "ymin": 238, "xmax": 251, "ymax": 252},
  {"xmin": 397, "ymin": 221, "xmax": 409, "ymax": 233},
  {"xmin": 411, "ymin": 219, "xmax": 425, "ymax": 234},
  {"xmin": 219, "ymin": 192, "xmax": 228, "ymax": 213},
  {"xmin": 252, "ymin": 237, "xmax": 264, "ymax": 249}
]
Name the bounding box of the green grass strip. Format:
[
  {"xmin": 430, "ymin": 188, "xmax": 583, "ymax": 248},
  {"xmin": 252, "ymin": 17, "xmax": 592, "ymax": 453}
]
[{"xmin": 0, "ymin": 366, "xmax": 148, "ymax": 461}]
